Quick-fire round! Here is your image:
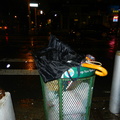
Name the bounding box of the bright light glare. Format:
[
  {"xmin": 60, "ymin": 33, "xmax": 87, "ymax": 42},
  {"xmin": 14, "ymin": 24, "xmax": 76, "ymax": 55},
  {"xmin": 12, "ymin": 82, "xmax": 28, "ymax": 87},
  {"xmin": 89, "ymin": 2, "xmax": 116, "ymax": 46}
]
[
  {"xmin": 30, "ymin": 3, "xmax": 38, "ymax": 7},
  {"xmin": 6, "ymin": 64, "xmax": 10, "ymax": 68},
  {"xmin": 40, "ymin": 10, "xmax": 43, "ymax": 14},
  {"xmin": 54, "ymin": 14, "xmax": 57, "ymax": 17},
  {"xmin": 14, "ymin": 16, "xmax": 17, "ymax": 18},
  {"xmin": 4, "ymin": 26, "xmax": 7, "ymax": 29},
  {"xmin": 113, "ymin": 16, "xmax": 118, "ymax": 22}
]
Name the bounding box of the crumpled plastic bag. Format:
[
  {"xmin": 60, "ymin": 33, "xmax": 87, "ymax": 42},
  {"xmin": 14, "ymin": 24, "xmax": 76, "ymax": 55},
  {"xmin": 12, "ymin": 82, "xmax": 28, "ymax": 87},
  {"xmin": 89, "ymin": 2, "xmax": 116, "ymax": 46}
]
[{"xmin": 32, "ymin": 35, "xmax": 85, "ymax": 83}]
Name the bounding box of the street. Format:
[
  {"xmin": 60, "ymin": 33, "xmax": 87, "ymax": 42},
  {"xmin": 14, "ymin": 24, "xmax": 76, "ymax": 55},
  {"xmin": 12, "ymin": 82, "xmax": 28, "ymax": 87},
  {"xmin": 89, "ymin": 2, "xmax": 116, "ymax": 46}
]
[
  {"xmin": 0, "ymin": 34, "xmax": 120, "ymax": 120},
  {"xmin": 0, "ymin": 34, "xmax": 117, "ymax": 97}
]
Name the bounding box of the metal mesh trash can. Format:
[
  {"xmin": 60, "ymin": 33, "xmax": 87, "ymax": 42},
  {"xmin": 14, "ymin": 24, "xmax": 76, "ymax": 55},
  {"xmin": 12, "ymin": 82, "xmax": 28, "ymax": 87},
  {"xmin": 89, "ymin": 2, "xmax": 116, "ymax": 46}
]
[{"xmin": 40, "ymin": 67, "xmax": 95, "ymax": 120}]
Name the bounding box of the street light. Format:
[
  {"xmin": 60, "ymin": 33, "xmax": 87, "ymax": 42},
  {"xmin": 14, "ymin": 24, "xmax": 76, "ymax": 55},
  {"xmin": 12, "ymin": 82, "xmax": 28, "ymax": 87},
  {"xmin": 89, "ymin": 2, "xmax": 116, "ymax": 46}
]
[
  {"xmin": 30, "ymin": 3, "xmax": 38, "ymax": 7},
  {"xmin": 29, "ymin": 2, "xmax": 39, "ymax": 34}
]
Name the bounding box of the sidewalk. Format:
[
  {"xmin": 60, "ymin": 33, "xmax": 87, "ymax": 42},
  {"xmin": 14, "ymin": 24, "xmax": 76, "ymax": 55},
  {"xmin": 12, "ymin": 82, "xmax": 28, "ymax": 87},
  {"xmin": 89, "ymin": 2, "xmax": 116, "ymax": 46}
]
[
  {"xmin": 0, "ymin": 75, "xmax": 120, "ymax": 120},
  {"xmin": 90, "ymin": 97, "xmax": 120, "ymax": 120},
  {"xmin": 12, "ymin": 97, "xmax": 120, "ymax": 120}
]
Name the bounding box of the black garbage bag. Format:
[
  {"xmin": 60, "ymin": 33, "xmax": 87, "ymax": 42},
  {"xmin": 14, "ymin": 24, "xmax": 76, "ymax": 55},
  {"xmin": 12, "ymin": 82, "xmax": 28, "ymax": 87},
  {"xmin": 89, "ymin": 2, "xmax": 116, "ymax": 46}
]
[{"xmin": 33, "ymin": 35, "xmax": 85, "ymax": 83}]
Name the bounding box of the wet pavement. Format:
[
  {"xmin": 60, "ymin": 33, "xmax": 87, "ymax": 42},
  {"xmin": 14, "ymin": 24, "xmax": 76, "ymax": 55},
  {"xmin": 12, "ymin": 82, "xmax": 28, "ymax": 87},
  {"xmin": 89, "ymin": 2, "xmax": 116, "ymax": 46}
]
[
  {"xmin": 0, "ymin": 34, "xmax": 120, "ymax": 119},
  {"xmin": 13, "ymin": 97, "xmax": 120, "ymax": 120},
  {"xmin": 13, "ymin": 98, "xmax": 45, "ymax": 120},
  {"xmin": 1, "ymin": 75, "xmax": 119, "ymax": 120}
]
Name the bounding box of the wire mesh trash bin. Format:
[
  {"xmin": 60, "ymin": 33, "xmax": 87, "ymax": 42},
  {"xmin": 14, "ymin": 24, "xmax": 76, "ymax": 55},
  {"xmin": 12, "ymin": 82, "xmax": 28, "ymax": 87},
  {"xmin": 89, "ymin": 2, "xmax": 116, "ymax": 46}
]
[
  {"xmin": 40, "ymin": 66, "xmax": 96, "ymax": 120},
  {"xmin": 32, "ymin": 35, "xmax": 108, "ymax": 120}
]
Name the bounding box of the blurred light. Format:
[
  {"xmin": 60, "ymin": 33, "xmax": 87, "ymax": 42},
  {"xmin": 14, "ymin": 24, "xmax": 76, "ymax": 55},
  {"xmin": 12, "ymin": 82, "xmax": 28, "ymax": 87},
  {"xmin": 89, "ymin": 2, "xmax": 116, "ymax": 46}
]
[
  {"xmin": 26, "ymin": 61, "xmax": 34, "ymax": 70},
  {"xmin": 6, "ymin": 64, "xmax": 10, "ymax": 68},
  {"xmin": 107, "ymin": 35, "xmax": 117, "ymax": 58},
  {"xmin": 4, "ymin": 26, "xmax": 7, "ymax": 29},
  {"xmin": 31, "ymin": 28, "xmax": 35, "ymax": 30},
  {"xmin": 30, "ymin": 3, "xmax": 38, "ymax": 7},
  {"xmin": 14, "ymin": 16, "xmax": 17, "ymax": 18},
  {"xmin": 54, "ymin": 14, "xmax": 57, "ymax": 17},
  {"xmin": 5, "ymin": 35, "xmax": 9, "ymax": 43},
  {"xmin": 40, "ymin": 10, "xmax": 43, "ymax": 14},
  {"xmin": 0, "ymin": 26, "xmax": 8, "ymax": 30},
  {"xmin": 31, "ymin": 21, "xmax": 34, "ymax": 24},
  {"xmin": 39, "ymin": 24, "xmax": 42, "ymax": 27},
  {"xmin": 30, "ymin": 37, "xmax": 34, "ymax": 47},
  {"xmin": 74, "ymin": 19, "xmax": 78, "ymax": 21},
  {"xmin": 108, "ymin": 36, "xmax": 116, "ymax": 48},
  {"xmin": 113, "ymin": 10, "xmax": 119, "ymax": 13},
  {"xmin": 47, "ymin": 19, "xmax": 51, "ymax": 24},
  {"xmin": 82, "ymin": 21, "xmax": 86, "ymax": 24},
  {"xmin": 113, "ymin": 15, "xmax": 119, "ymax": 22}
]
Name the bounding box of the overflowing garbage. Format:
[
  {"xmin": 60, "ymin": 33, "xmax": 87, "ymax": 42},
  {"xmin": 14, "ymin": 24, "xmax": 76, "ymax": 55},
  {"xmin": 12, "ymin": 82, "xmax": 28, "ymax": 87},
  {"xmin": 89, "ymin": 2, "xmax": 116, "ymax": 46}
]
[
  {"xmin": 33, "ymin": 35, "xmax": 85, "ymax": 83},
  {"xmin": 33, "ymin": 34, "xmax": 108, "ymax": 120}
]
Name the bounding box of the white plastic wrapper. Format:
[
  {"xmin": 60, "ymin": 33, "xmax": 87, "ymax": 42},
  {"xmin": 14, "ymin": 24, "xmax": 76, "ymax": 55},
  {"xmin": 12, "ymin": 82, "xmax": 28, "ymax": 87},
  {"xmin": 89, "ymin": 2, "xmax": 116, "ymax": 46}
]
[{"xmin": 47, "ymin": 82, "xmax": 89, "ymax": 120}]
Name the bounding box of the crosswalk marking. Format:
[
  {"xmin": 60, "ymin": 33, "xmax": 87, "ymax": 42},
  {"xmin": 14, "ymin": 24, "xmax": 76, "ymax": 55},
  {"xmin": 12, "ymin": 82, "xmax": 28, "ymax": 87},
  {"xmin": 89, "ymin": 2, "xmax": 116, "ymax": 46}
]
[
  {"xmin": 0, "ymin": 69, "xmax": 39, "ymax": 75},
  {"xmin": 0, "ymin": 58, "xmax": 39, "ymax": 75},
  {"xmin": 0, "ymin": 58, "xmax": 35, "ymax": 62}
]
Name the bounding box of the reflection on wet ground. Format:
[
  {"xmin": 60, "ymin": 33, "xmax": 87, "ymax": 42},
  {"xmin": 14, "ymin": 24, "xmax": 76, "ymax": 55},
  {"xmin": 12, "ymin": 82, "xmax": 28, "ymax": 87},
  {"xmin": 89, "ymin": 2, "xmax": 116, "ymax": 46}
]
[{"xmin": 13, "ymin": 99, "xmax": 45, "ymax": 120}]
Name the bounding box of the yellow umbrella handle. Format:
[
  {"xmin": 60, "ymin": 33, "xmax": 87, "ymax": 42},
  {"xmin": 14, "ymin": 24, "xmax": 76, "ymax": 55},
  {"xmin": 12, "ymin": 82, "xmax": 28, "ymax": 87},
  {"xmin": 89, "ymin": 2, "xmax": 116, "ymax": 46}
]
[{"xmin": 82, "ymin": 63, "xmax": 108, "ymax": 76}]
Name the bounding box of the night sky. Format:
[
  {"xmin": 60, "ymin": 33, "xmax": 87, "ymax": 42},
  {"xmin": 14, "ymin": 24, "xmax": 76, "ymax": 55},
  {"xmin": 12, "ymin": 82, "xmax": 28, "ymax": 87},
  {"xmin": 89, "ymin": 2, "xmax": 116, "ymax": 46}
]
[
  {"xmin": 0, "ymin": 0, "xmax": 119, "ymax": 16},
  {"xmin": 0, "ymin": 0, "xmax": 119, "ymax": 26}
]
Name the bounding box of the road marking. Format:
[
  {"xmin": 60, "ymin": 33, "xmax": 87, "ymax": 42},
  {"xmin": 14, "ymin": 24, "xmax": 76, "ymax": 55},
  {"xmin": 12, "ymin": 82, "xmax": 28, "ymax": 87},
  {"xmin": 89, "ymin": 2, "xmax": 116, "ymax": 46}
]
[
  {"xmin": 0, "ymin": 69, "xmax": 39, "ymax": 75},
  {"xmin": 0, "ymin": 58, "xmax": 35, "ymax": 62}
]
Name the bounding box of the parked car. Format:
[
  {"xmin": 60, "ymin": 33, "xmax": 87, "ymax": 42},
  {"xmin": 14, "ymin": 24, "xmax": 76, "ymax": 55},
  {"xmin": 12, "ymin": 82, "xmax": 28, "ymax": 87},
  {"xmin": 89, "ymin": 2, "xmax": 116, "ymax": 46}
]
[{"xmin": 69, "ymin": 24, "xmax": 112, "ymax": 40}]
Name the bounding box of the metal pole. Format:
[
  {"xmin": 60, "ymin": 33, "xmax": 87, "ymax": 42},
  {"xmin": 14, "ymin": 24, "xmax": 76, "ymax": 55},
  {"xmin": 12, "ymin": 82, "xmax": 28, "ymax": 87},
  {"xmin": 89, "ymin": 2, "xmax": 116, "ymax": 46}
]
[
  {"xmin": 109, "ymin": 51, "xmax": 120, "ymax": 114},
  {"xmin": 28, "ymin": 0, "xmax": 31, "ymax": 34},
  {"xmin": 34, "ymin": 8, "xmax": 37, "ymax": 34}
]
